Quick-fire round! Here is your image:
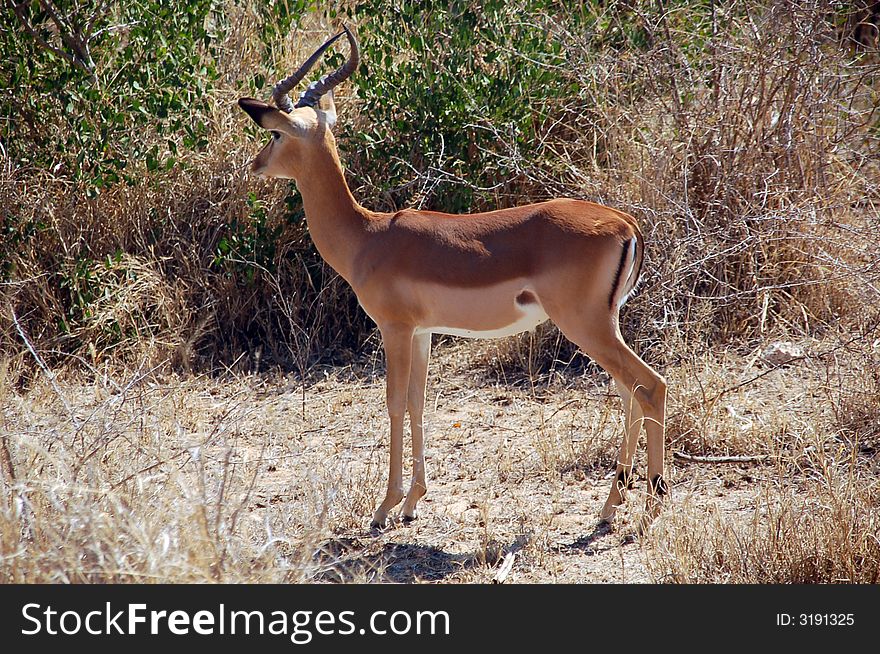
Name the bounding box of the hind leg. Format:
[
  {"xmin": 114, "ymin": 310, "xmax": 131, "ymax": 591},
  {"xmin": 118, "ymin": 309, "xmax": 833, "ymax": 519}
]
[
  {"xmin": 599, "ymin": 381, "xmax": 644, "ymax": 522},
  {"xmin": 555, "ymin": 319, "xmax": 667, "ymax": 527}
]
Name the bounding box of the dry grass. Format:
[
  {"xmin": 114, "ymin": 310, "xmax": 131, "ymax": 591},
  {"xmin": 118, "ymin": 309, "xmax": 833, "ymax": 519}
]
[
  {"xmin": 0, "ymin": 7, "xmax": 371, "ymax": 373},
  {"xmin": 2, "ymin": 330, "xmax": 878, "ymax": 583},
  {"xmin": 650, "ymin": 474, "xmax": 880, "ymax": 583}
]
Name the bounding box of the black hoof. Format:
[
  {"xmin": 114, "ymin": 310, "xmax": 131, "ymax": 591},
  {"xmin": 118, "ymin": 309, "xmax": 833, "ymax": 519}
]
[
  {"xmin": 616, "ymin": 467, "xmax": 636, "ymax": 492},
  {"xmin": 649, "ymin": 474, "xmax": 669, "ymax": 497},
  {"xmin": 402, "ymin": 514, "xmax": 417, "ymax": 524}
]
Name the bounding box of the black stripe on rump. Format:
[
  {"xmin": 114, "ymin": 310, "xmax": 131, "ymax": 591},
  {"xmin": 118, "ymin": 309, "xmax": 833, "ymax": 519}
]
[{"xmin": 608, "ymin": 239, "xmax": 630, "ymax": 309}]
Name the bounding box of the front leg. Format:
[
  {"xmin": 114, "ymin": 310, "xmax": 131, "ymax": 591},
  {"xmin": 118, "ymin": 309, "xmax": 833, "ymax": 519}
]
[
  {"xmin": 402, "ymin": 331, "xmax": 431, "ymax": 521},
  {"xmin": 371, "ymin": 322, "xmax": 415, "ymax": 529}
]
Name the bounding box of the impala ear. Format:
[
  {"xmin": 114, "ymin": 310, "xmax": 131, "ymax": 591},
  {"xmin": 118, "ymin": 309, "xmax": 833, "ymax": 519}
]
[
  {"xmin": 316, "ymin": 90, "xmax": 337, "ymax": 128},
  {"xmin": 238, "ymin": 97, "xmax": 276, "ymax": 127},
  {"xmin": 239, "ymin": 97, "xmax": 312, "ymax": 138}
]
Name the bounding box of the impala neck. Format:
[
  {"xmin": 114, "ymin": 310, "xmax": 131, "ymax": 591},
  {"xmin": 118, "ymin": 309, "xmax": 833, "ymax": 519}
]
[{"xmin": 294, "ymin": 132, "xmax": 367, "ymax": 282}]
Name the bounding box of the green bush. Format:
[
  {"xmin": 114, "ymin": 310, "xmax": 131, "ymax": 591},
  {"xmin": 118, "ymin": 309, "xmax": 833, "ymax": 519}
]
[
  {"xmin": 349, "ymin": 0, "xmax": 574, "ymax": 212},
  {"xmin": 1, "ymin": 1, "xmax": 877, "ymax": 372},
  {"xmin": 1, "ymin": 0, "xmax": 226, "ymax": 191}
]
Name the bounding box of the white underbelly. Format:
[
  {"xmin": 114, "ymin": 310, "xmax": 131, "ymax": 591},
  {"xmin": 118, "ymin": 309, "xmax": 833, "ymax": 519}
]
[{"xmin": 417, "ymin": 297, "xmax": 549, "ymax": 339}]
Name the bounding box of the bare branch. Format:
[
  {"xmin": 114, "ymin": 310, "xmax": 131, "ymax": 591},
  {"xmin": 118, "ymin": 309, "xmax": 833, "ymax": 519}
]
[
  {"xmin": 8, "ymin": 0, "xmax": 83, "ymax": 71},
  {"xmin": 91, "ymin": 21, "xmax": 139, "ymax": 41},
  {"xmin": 674, "ymin": 451, "xmax": 770, "ymax": 464},
  {"xmin": 8, "ymin": 0, "xmax": 106, "ymax": 78},
  {"xmin": 36, "ymin": 0, "xmax": 72, "ymax": 32},
  {"xmin": 38, "ymin": 0, "xmax": 95, "ymax": 71},
  {"xmin": 11, "ymin": 308, "xmax": 80, "ymax": 429},
  {"xmin": 85, "ymin": 0, "xmax": 109, "ymax": 42}
]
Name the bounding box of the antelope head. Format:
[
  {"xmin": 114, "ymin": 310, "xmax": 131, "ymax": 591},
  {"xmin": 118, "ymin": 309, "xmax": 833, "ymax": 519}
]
[{"xmin": 237, "ymin": 26, "xmax": 359, "ymax": 180}]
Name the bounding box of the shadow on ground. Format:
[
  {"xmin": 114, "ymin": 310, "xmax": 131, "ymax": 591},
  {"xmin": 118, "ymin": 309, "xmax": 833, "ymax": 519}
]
[
  {"xmin": 555, "ymin": 520, "xmax": 637, "ymax": 556},
  {"xmin": 312, "ymin": 534, "xmax": 529, "ymax": 583},
  {"xmin": 312, "ymin": 538, "xmax": 476, "ymax": 582}
]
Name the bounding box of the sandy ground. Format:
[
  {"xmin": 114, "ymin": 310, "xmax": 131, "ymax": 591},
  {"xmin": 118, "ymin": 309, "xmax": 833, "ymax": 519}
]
[
  {"xmin": 153, "ymin": 340, "xmax": 765, "ymax": 583},
  {"xmin": 7, "ymin": 333, "xmax": 868, "ymax": 583}
]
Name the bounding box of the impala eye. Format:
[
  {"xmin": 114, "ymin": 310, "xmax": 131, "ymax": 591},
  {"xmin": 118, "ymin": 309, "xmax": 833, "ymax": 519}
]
[{"xmin": 270, "ymin": 130, "xmax": 281, "ymax": 140}]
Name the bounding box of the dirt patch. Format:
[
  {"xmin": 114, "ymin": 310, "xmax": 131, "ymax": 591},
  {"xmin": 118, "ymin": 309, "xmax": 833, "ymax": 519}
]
[{"xmin": 1, "ymin": 336, "xmax": 877, "ymax": 583}]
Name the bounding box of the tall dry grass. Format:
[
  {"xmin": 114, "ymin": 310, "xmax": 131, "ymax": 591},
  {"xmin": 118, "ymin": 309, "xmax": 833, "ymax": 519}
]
[
  {"xmin": 3, "ymin": 1, "xmax": 878, "ymax": 375},
  {"xmin": 644, "ymin": 324, "xmax": 880, "ymax": 583},
  {"xmin": 1, "ymin": 5, "xmax": 371, "ymax": 377},
  {"xmin": 471, "ymin": 1, "xmax": 878, "ymax": 373},
  {"xmin": 649, "ymin": 475, "xmax": 880, "ymax": 583}
]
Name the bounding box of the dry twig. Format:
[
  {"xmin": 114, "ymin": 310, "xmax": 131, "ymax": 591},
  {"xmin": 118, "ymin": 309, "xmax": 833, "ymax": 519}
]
[
  {"xmin": 492, "ymin": 552, "xmax": 516, "ymax": 584},
  {"xmin": 673, "ymin": 451, "xmax": 769, "ymax": 464}
]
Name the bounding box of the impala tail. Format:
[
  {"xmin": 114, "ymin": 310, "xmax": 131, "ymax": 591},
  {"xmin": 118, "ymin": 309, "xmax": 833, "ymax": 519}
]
[{"xmin": 609, "ymin": 225, "xmax": 645, "ymax": 310}]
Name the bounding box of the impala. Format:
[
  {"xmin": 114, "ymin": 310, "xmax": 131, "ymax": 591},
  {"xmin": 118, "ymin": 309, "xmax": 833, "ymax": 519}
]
[{"xmin": 238, "ymin": 27, "xmax": 668, "ymax": 531}]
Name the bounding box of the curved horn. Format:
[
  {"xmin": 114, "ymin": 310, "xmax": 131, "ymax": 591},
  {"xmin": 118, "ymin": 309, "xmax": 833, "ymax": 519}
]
[
  {"xmin": 294, "ymin": 25, "xmax": 359, "ymax": 109},
  {"xmin": 271, "ymin": 29, "xmax": 347, "ymax": 113}
]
